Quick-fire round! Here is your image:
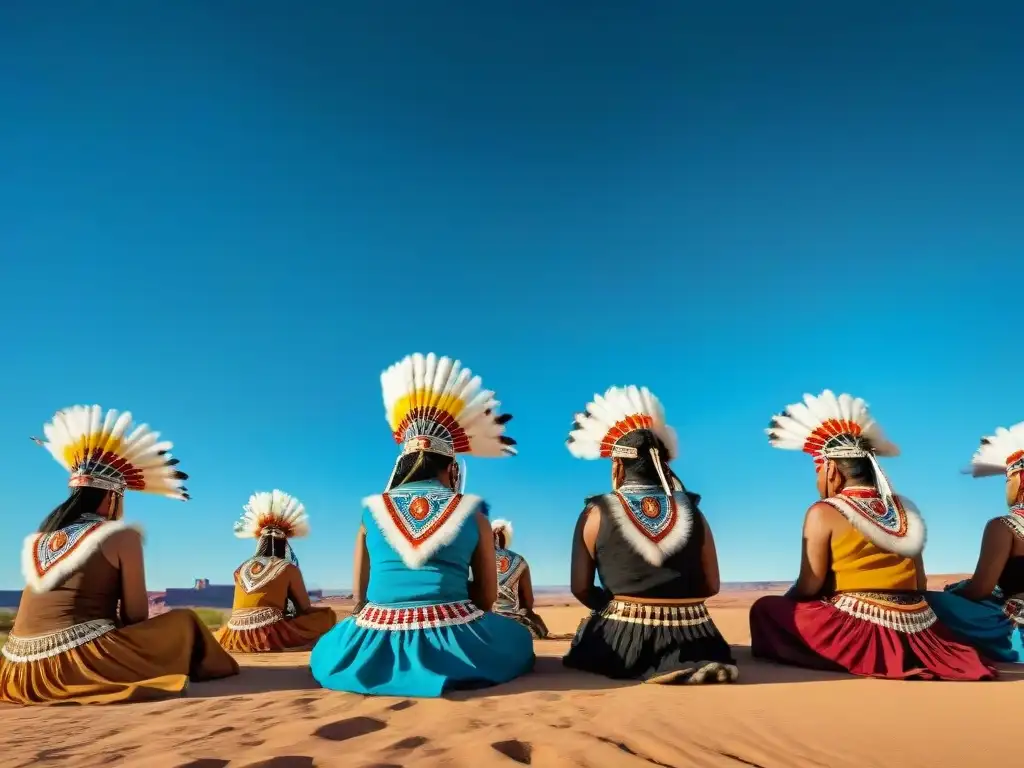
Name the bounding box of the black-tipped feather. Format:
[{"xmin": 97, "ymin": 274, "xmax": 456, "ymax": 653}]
[
  {"xmin": 500, "ymin": 436, "xmax": 517, "ymax": 446},
  {"xmin": 495, "ymin": 413, "xmax": 513, "ymax": 425}
]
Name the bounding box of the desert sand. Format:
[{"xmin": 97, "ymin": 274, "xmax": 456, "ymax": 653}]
[{"xmin": 3, "ymin": 578, "xmax": 1021, "ymax": 768}]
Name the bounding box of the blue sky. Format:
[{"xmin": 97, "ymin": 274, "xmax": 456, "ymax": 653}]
[{"xmin": 1, "ymin": 2, "xmax": 1022, "ymax": 589}]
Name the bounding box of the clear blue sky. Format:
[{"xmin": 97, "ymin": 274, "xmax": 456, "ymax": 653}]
[{"xmin": 2, "ymin": 2, "xmax": 1022, "ymax": 589}]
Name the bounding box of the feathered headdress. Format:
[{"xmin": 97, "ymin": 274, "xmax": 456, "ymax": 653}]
[
  {"xmin": 381, "ymin": 353, "xmax": 516, "ymax": 490},
  {"xmin": 492, "ymin": 518, "xmax": 513, "ymax": 548},
  {"xmin": 32, "ymin": 405, "xmax": 188, "ymax": 499},
  {"xmin": 767, "ymin": 389, "xmax": 900, "ymax": 501},
  {"xmin": 964, "ymin": 422, "xmax": 1024, "ymax": 478},
  {"xmin": 566, "ymin": 386, "xmax": 679, "ymax": 496},
  {"xmin": 234, "ymin": 490, "xmax": 310, "ymax": 540}
]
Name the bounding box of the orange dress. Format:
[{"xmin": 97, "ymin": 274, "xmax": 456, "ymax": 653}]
[
  {"xmin": 214, "ymin": 557, "xmax": 336, "ymax": 653},
  {"xmin": 0, "ymin": 524, "xmax": 239, "ymax": 705}
]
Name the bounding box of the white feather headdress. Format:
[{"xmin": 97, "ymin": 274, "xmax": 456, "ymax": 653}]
[
  {"xmin": 567, "ymin": 385, "xmax": 679, "ymax": 497},
  {"xmin": 32, "ymin": 405, "xmax": 188, "ymax": 499},
  {"xmin": 491, "ymin": 518, "xmax": 513, "ymax": 548},
  {"xmin": 965, "ymin": 422, "xmax": 1024, "ymax": 477},
  {"xmin": 381, "ymin": 353, "xmax": 516, "ymax": 490},
  {"xmin": 567, "ymin": 386, "xmax": 679, "ymax": 462},
  {"xmin": 767, "ymin": 389, "xmax": 902, "ymax": 509},
  {"xmin": 234, "ymin": 490, "xmax": 309, "ymax": 540},
  {"xmin": 766, "ymin": 390, "xmax": 899, "ymax": 465}
]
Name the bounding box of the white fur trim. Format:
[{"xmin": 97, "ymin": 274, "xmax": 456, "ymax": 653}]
[
  {"xmin": 600, "ymin": 491, "xmax": 694, "ymax": 567},
  {"xmin": 823, "ymin": 494, "xmax": 925, "ymax": 559},
  {"xmin": 21, "ymin": 521, "xmax": 144, "ymax": 594},
  {"xmin": 491, "ymin": 518, "xmax": 513, "ymax": 548},
  {"xmin": 364, "ymin": 493, "xmax": 483, "ymax": 569}
]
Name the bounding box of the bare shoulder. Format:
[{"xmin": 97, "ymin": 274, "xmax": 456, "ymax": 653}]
[
  {"xmin": 805, "ymin": 501, "xmax": 842, "ymax": 531},
  {"xmin": 104, "ymin": 525, "xmax": 143, "ymax": 551},
  {"xmin": 983, "ymin": 516, "xmax": 1012, "ymax": 538}
]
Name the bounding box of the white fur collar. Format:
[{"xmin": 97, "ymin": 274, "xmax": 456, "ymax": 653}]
[
  {"xmin": 364, "ymin": 491, "xmax": 483, "ymax": 569},
  {"xmin": 22, "ymin": 519, "xmax": 144, "ymax": 594},
  {"xmin": 823, "ymin": 493, "xmax": 926, "ymax": 559},
  {"xmin": 600, "ymin": 488, "xmax": 694, "ymax": 567}
]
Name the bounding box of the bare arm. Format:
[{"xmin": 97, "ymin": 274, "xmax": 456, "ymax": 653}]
[
  {"xmin": 958, "ymin": 519, "xmax": 1013, "ymax": 601},
  {"xmin": 112, "ymin": 530, "xmax": 150, "ymax": 625},
  {"xmin": 288, "ymin": 565, "xmax": 313, "ymax": 613},
  {"xmin": 519, "ymin": 563, "xmax": 535, "ymax": 610},
  {"xmin": 469, "ymin": 511, "xmax": 497, "ymax": 610},
  {"xmin": 698, "ymin": 512, "xmax": 721, "ymax": 597},
  {"xmin": 352, "ymin": 524, "xmax": 369, "ymax": 606},
  {"xmin": 786, "ymin": 503, "xmax": 832, "ymax": 600},
  {"xmin": 571, "ymin": 506, "xmax": 606, "ymax": 609}
]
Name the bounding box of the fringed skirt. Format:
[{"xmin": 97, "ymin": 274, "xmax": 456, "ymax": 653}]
[
  {"xmin": 0, "ymin": 609, "xmax": 240, "ymax": 705},
  {"xmin": 563, "ymin": 599, "xmax": 739, "ymax": 684},
  {"xmin": 309, "ymin": 599, "xmax": 535, "ymax": 698},
  {"xmin": 924, "ymin": 588, "xmax": 1024, "ymax": 664},
  {"xmin": 214, "ymin": 606, "xmax": 337, "ymax": 653},
  {"xmin": 496, "ymin": 607, "xmax": 551, "ymax": 639},
  {"xmin": 750, "ymin": 592, "xmax": 997, "ymax": 680}
]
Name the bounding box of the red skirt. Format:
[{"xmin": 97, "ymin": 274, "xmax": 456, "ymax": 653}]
[{"xmin": 749, "ymin": 592, "xmax": 996, "ymax": 680}]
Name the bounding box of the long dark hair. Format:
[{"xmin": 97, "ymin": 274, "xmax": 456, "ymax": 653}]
[
  {"xmin": 616, "ymin": 429, "xmax": 672, "ymax": 486},
  {"xmin": 255, "ymin": 535, "xmax": 288, "ymax": 559},
  {"xmin": 390, "ymin": 450, "xmax": 454, "ymax": 489},
  {"xmin": 38, "ymin": 486, "xmax": 110, "ymax": 533}
]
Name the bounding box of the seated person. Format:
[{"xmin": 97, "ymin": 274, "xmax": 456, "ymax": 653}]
[
  {"xmin": 925, "ymin": 422, "xmax": 1024, "ymax": 662},
  {"xmin": 215, "ymin": 490, "xmax": 336, "ymax": 652},
  {"xmin": 491, "ymin": 519, "xmax": 551, "ymax": 638},
  {"xmin": 310, "ymin": 353, "xmax": 535, "ymax": 697},
  {"xmin": 750, "ymin": 390, "xmax": 995, "ymax": 680},
  {"xmin": 0, "ymin": 405, "xmax": 239, "ymax": 705},
  {"xmin": 563, "ymin": 386, "xmax": 738, "ymax": 685}
]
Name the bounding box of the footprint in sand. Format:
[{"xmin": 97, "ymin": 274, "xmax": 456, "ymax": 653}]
[
  {"xmin": 176, "ymin": 761, "xmax": 229, "ymax": 768},
  {"xmin": 390, "ymin": 736, "xmax": 429, "ymax": 751},
  {"xmin": 387, "ymin": 699, "xmax": 416, "ymax": 712},
  {"xmin": 238, "ymin": 757, "xmax": 315, "ymax": 768},
  {"xmin": 313, "ymin": 717, "xmax": 387, "ymax": 742},
  {"xmin": 491, "ymin": 740, "xmax": 533, "ymax": 765}
]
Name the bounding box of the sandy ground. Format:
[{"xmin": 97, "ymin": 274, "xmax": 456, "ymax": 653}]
[{"xmin": 3, "ymin": 579, "xmax": 1021, "ymax": 768}]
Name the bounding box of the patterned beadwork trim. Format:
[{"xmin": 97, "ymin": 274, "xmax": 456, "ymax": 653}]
[
  {"xmin": 226, "ymin": 607, "xmax": 284, "ymax": 630},
  {"xmin": 1003, "ymin": 597, "xmax": 1024, "ymax": 627},
  {"xmin": 1000, "ymin": 510, "xmax": 1024, "ymax": 541},
  {"xmin": 354, "ymin": 600, "xmax": 483, "ymax": 631},
  {"xmin": 830, "ymin": 592, "xmax": 937, "ymax": 633},
  {"xmin": 1, "ymin": 619, "xmax": 116, "ymax": 663},
  {"xmin": 598, "ymin": 599, "xmax": 715, "ymax": 636}
]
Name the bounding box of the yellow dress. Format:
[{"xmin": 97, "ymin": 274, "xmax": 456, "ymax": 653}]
[
  {"xmin": 0, "ymin": 527, "xmax": 239, "ymax": 705},
  {"xmin": 214, "ymin": 557, "xmax": 336, "ymax": 653}
]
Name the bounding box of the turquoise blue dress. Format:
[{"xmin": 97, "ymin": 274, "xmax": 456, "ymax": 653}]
[
  {"xmin": 925, "ymin": 582, "xmax": 1024, "ymax": 663},
  {"xmin": 310, "ymin": 479, "xmax": 535, "ymax": 697}
]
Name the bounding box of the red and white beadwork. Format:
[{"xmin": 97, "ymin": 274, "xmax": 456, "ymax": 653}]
[
  {"xmin": 236, "ymin": 556, "xmax": 291, "ymax": 594},
  {"xmin": 364, "ymin": 489, "xmax": 484, "ymax": 569},
  {"xmin": 598, "ymin": 486, "xmax": 694, "ymax": 567},
  {"xmin": 21, "ymin": 518, "xmax": 143, "ymax": 594},
  {"xmin": 830, "ymin": 592, "xmax": 937, "ymax": 634},
  {"xmin": 822, "ymin": 488, "xmax": 925, "ymax": 558},
  {"xmin": 226, "ymin": 607, "xmax": 285, "ymax": 630},
  {"xmin": 965, "ymin": 422, "xmax": 1024, "ymax": 478},
  {"xmin": 354, "ymin": 600, "xmax": 483, "ymax": 631},
  {"xmin": 567, "ymin": 386, "xmax": 679, "ymax": 461}
]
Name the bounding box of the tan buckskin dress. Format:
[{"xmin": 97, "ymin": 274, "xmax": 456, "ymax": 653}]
[
  {"xmin": 215, "ymin": 557, "xmax": 336, "ymax": 653},
  {"xmin": 1, "ymin": 524, "xmax": 239, "ymax": 705}
]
